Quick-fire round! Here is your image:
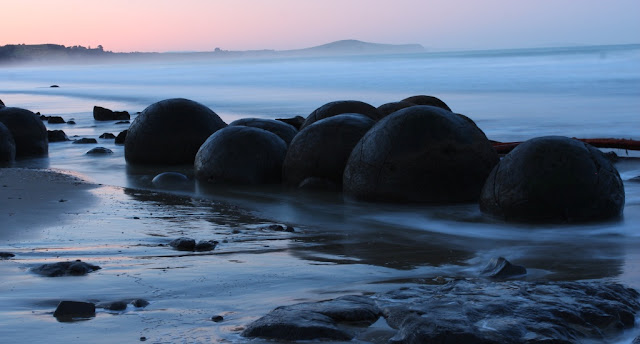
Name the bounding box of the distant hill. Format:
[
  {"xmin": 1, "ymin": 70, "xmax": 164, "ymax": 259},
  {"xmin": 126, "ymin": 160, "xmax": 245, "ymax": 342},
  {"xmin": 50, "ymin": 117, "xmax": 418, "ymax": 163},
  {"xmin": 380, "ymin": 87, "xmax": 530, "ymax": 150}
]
[{"xmin": 0, "ymin": 40, "xmax": 425, "ymax": 65}]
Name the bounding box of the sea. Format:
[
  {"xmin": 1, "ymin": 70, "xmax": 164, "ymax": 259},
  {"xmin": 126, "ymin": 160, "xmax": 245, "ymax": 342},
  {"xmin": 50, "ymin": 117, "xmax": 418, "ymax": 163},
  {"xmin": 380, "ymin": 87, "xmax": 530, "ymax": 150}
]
[{"xmin": 1, "ymin": 44, "xmax": 640, "ymax": 343}]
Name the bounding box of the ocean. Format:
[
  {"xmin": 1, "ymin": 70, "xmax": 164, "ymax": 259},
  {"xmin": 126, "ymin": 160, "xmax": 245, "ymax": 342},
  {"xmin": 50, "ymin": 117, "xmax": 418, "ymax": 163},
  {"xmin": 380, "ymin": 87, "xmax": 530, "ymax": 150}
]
[{"xmin": 1, "ymin": 44, "xmax": 640, "ymax": 343}]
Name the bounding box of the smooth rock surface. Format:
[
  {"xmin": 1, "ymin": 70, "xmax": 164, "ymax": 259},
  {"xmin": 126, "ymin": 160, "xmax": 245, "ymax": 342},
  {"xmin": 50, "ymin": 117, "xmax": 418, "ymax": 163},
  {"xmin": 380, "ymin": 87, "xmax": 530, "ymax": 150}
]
[
  {"xmin": 300, "ymin": 100, "xmax": 382, "ymax": 129},
  {"xmin": 0, "ymin": 107, "xmax": 48, "ymax": 157},
  {"xmin": 229, "ymin": 117, "xmax": 298, "ymax": 146},
  {"xmin": 0, "ymin": 122, "xmax": 16, "ymax": 163},
  {"xmin": 86, "ymin": 147, "xmax": 113, "ymax": 155},
  {"xmin": 480, "ymin": 136, "xmax": 625, "ymax": 222},
  {"xmin": 93, "ymin": 106, "xmax": 130, "ymax": 121},
  {"xmin": 480, "ymin": 257, "xmax": 527, "ymax": 279},
  {"xmin": 402, "ymin": 94, "xmax": 452, "ymax": 111}
]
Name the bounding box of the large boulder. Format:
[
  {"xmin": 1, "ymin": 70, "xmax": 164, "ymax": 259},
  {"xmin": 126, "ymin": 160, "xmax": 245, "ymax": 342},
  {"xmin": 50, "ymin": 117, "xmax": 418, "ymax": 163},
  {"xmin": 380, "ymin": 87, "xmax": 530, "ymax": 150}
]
[
  {"xmin": 195, "ymin": 126, "xmax": 287, "ymax": 184},
  {"xmin": 300, "ymin": 100, "xmax": 382, "ymax": 130},
  {"xmin": 343, "ymin": 105, "xmax": 498, "ymax": 203},
  {"xmin": 229, "ymin": 118, "xmax": 298, "ymax": 146},
  {"xmin": 283, "ymin": 114, "xmax": 375, "ymax": 189},
  {"xmin": 125, "ymin": 98, "xmax": 227, "ymax": 165},
  {"xmin": 402, "ymin": 95, "xmax": 452, "ymax": 111},
  {"xmin": 0, "ymin": 107, "xmax": 48, "ymax": 157},
  {"xmin": 0, "ymin": 122, "xmax": 16, "ymax": 163},
  {"xmin": 377, "ymin": 101, "xmax": 415, "ymax": 117},
  {"xmin": 479, "ymin": 136, "xmax": 625, "ymax": 222}
]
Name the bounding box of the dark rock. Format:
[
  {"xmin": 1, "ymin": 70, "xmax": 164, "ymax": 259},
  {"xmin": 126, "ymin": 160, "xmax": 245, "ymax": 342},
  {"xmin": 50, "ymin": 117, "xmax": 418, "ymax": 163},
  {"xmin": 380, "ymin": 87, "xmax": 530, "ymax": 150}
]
[
  {"xmin": 194, "ymin": 240, "xmax": 218, "ymax": 252},
  {"xmin": 377, "ymin": 101, "xmax": 415, "ymax": 117},
  {"xmin": 47, "ymin": 116, "xmax": 65, "ymax": 124},
  {"xmin": 99, "ymin": 132, "xmax": 116, "ymax": 139},
  {"xmin": 276, "ymin": 115, "xmax": 305, "ymax": 130},
  {"xmin": 98, "ymin": 301, "xmax": 128, "ymax": 311},
  {"xmin": 480, "ymin": 136, "xmax": 625, "ymax": 222},
  {"xmin": 298, "ymin": 177, "xmax": 339, "ymax": 191},
  {"xmin": 50, "ymin": 85, "xmax": 60, "ymax": 88},
  {"xmin": 66, "ymin": 120, "xmax": 76, "ymax": 125},
  {"xmin": 0, "ymin": 107, "xmax": 48, "ymax": 157},
  {"xmin": 260, "ymin": 224, "xmax": 295, "ymax": 232},
  {"xmin": 86, "ymin": 147, "xmax": 113, "ymax": 155},
  {"xmin": 53, "ymin": 301, "xmax": 95, "ymax": 320},
  {"xmin": 379, "ymin": 280, "xmax": 640, "ymax": 344},
  {"xmin": 151, "ymin": 172, "xmax": 190, "ymax": 189},
  {"xmin": 603, "ymin": 151, "xmax": 619, "ymax": 162},
  {"xmin": 131, "ymin": 299, "xmax": 149, "ymax": 308},
  {"xmin": 229, "ymin": 118, "xmax": 298, "ymax": 146},
  {"xmin": 0, "ymin": 122, "xmax": 16, "ymax": 163},
  {"xmin": 169, "ymin": 237, "xmax": 196, "ymax": 251},
  {"xmin": 0, "ymin": 252, "xmax": 15, "ymax": 259},
  {"xmin": 211, "ymin": 315, "xmax": 224, "ymax": 322},
  {"xmin": 402, "ymin": 94, "xmax": 452, "ymax": 111},
  {"xmin": 32, "ymin": 260, "xmax": 101, "ymax": 277},
  {"xmin": 242, "ymin": 295, "xmax": 379, "ymax": 341},
  {"xmin": 0, "ymin": 99, "xmax": 4, "ymax": 107},
  {"xmin": 47, "ymin": 130, "xmax": 69, "ymax": 142},
  {"xmin": 125, "ymin": 98, "xmax": 226, "ymax": 165},
  {"xmin": 283, "ymin": 114, "xmax": 375, "ymax": 189},
  {"xmin": 481, "ymin": 257, "xmax": 527, "ymax": 279},
  {"xmin": 343, "ymin": 106, "xmax": 498, "ymax": 203},
  {"xmin": 630, "ymin": 176, "xmax": 640, "ymax": 183},
  {"xmin": 114, "ymin": 130, "xmax": 127, "ymax": 144},
  {"xmin": 93, "ymin": 106, "xmax": 130, "ymax": 121},
  {"xmin": 300, "ymin": 100, "xmax": 382, "ymax": 130},
  {"xmin": 73, "ymin": 138, "xmax": 97, "ymax": 144},
  {"xmin": 195, "ymin": 126, "xmax": 287, "ymax": 185},
  {"xmin": 115, "ymin": 120, "xmax": 130, "ymax": 124}
]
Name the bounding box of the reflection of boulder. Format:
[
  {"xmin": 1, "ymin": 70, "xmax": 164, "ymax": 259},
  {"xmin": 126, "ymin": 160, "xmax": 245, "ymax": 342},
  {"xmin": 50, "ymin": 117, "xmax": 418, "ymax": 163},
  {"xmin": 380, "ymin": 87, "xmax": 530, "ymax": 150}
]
[
  {"xmin": 0, "ymin": 122, "xmax": 16, "ymax": 163},
  {"xmin": 344, "ymin": 105, "xmax": 498, "ymax": 203},
  {"xmin": 195, "ymin": 126, "xmax": 287, "ymax": 184},
  {"xmin": 229, "ymin": 118, "xmax": 298, "ymax": 146},
  {"xmin": 301, "ymin": 100, "xmax": 382, "ymax": 130},
  {"xmin": 283, "ymin": 114, "xmax": 374, "ymax": 189},
  {"xmin": 125, "ymin": 98, "xmax": 226, "ymax": 165},
  {"xmin": 480, "ymin": 136, "xmax": 625, "ymax": 222},
  {"xmin": 402, "ymin": 94, "xmax": 451, "ymax": 111},
  {"xmin": 0, "ymin": 107, "xmax": 48, "ymax": 157}
]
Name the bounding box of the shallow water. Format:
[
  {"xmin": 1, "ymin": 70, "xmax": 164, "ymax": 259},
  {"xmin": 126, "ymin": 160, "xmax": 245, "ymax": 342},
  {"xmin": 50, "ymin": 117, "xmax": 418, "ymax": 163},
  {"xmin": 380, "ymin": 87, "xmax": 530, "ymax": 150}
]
[{"xmin": 1, "ymin": 45, "xmax": 640, "ymax": 343}]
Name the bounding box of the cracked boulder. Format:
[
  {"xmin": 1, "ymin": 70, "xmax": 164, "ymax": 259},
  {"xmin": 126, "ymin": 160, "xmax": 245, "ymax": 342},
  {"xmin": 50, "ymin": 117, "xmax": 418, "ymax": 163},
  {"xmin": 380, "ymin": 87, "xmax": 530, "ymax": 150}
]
[
  {"xmin": 343, "ymin": 105, "xmax": 498, "ymax": 203},
  {"xmin": 480, "ymin": 136, "xmax": 624, "ymax": 222}
]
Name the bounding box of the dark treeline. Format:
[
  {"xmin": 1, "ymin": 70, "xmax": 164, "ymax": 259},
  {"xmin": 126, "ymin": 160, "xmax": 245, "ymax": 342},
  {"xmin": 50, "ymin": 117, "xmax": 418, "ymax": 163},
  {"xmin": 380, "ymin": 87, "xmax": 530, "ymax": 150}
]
[{"xmin": 0, "ymin": 44, "xmax": 116, "ymax": 64}]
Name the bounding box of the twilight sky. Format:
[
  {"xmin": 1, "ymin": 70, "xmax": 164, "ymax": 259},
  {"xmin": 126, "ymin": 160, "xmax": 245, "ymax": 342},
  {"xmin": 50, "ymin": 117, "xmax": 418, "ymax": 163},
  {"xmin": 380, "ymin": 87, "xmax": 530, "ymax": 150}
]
[{"xmin": 2, "ymin": 0, "xmax": 639, "ymax": 52}]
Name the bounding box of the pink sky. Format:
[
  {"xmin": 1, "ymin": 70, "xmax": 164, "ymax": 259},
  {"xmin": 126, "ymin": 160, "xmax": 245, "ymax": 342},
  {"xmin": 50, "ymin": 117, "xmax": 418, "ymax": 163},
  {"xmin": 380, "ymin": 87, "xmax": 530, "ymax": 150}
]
[{"xmin": 2, "ymin": 0, "xmax": 639, "ymax": 52}]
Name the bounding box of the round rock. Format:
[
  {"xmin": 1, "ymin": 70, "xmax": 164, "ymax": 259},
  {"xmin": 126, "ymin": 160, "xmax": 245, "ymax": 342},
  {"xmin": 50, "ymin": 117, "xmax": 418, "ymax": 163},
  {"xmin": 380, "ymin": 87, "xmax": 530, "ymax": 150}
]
[
  {"xmin": 479, "ymin": 136, "xmax": 625, "ymax": 222},
  {"xmin": 229, "ymin": 118, "xmax": 298, "ymax": 146},
  {"xmin": 300, "ymin": 100, "xmax": 382, "ymax": 130},
  {"xmin": 86, "ymin": 147, "xmax": 113, "ymax": 155},
  {"xmin": 283, "ymin": 114, "xmax": 375, "ymax": 189},
  {"xmin": 151, "ymin": 172, "xmax": 190, "ymax": 189},
  {"xmin": 0, "ymin": 122, "xmax": 16, "ymax": 163},
  {"xmin": 195, "ymin": 126, "xmax": 287, "ymax": 184},
  {"xmin": 343, "ymin": 105, "xmax": 498, "ymax": 203},
  {"xmin": 125, "ymin": 98, "xmax": 227, "ymax": 165},
  {"xmin": 402, "ymin": 95, "xmax": 452, "ymax": 111},
  {"xmin": 377, "ymin": 101, "xmax": 415, "ymax": 117},
  {"xmin": 0, "ymin": 107, "xmax": 48, "ymax": 157}
]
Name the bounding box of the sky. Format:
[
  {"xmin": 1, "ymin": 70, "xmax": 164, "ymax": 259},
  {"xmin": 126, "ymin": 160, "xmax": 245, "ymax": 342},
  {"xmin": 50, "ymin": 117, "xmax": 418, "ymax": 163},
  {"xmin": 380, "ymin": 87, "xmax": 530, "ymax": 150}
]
[{"xmin": 2, "ymin": 0, "xmax": 639, "ymax": 52}]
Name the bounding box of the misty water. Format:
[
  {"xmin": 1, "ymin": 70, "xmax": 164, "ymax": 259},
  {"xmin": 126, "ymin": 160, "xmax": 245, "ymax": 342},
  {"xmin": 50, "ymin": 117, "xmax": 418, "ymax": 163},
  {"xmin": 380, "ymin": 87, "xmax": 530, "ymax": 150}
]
[{"xmin": 1, "ymin": 45, "xmax": 640, "ymax": 343}]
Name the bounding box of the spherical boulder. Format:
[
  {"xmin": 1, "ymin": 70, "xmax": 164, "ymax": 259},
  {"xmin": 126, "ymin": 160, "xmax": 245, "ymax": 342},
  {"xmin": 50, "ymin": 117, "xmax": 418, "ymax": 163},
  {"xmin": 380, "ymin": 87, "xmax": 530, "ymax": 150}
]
[
  {"xmin": 377, "ymin": 101, "xmax": 415, "ymax": 117},
  {"xmin": 0, "ymin": 122, "xmax": 16, "ymax": 163},
  {"xmin": 125, "ymin": 98, "xmax": 226, "ymax": 165},
  {"xmin": 300, "ymin": 100, "xmax": 382, "ymax": 130},
  {"xmin": 195, "ymin": 126, "xmax": 287, "ymax": 184},
  {"xmin": 343, "ymin": 105, "xmax": 498, "ymax": 203},
  {"xmin": 479, "ymin": 136, "xmax": 624, "ymax": 222},
  {"xmin": 283, "ymin": 114, "xmax": 375, "ymax": 189},
  {"xmin": 229, "ymin": 118, "xmax": 298, "ymax": 146},
  {"xmin": 402, "ymin": 95, "xmax": 452, "ymax": 111},
  {"xmin": 0, "ymin": 107, "xmax": 48, "ymax": 157}
]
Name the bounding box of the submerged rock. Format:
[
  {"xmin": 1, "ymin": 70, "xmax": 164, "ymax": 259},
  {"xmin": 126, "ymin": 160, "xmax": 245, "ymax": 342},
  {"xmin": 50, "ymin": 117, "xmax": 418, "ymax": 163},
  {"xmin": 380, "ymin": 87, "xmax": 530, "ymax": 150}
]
[
  {"xmin": 169, "ymin": 237, "xmax": 218, "ymax": 252},
  {"xmin": 376, "ymin": 100, "xmax": 415, "ymax": 117},
  {"xmin": 300, "ymin": 100, "xmax": 382, "ymax": 130},
  {"xmin": 0, "ymin": 252, "xmax": 15, "ymax": 259},
  {"xmin": 99, "ymin": 132, "xmax": 116, "ymax": 139},
  {"xmin": 242, "ymin": 295, "xmax": 380, "ymax": 341},
  {"xmin": 114, "ymin": 130, "xmax": 127, "ymax": 144},
  {"xmin": 131, "ymin": 299, "xmax": 150, "ymax": 308},
  {"xmin": 480, "ymin": 136, "xmax": 625, "ymax": 222},
  {"xmin": 73, "ymin": 138, "xmax": 97, "ymax": 144},
  {"xmin": 32, "ymin": 260, "xmax": 101, "ymax": 277},
  {"xmin": 151, "ymin": 172, "xmax": 190, "ymax": 189},
  {"xmin": 125, "ymin": 98, "xmax": 226, "ymax": 165},
  {"xmin": 53, "ymin": 301, "xmax": 95, "ymax": 320},
  {"xmin": 86, "ymin": 147, "xmax": 113, "ymax": 155},
  {"xmin": 0, "ymin": 106, "xmax": 48, "ymax": 157},
  {"xmin": 93, "ymin": 106, "xmax": 130, "ymax": 121},
  {"xmin": 98, "ymin": 301, "xmax": 128, "ymax": 311},
  {"xmin": 480, "ymin": 257, "xmax": 527, "ymax": 279}
]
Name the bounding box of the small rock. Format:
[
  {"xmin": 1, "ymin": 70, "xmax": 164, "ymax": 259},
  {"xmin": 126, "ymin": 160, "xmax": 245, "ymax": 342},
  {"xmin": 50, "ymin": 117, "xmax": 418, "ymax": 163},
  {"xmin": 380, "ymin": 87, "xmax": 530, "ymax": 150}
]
[
  {"xmin": 169, "ymin": 237, "xmax": 196, "ymax": 251},
  {"xmin": 481, "ymin": 257, "xmax": 527, "ymax": 279},
  {"xmin": 195, "ymin": 240, "xmax": 218, "ymax": 252},
  {"xmin": 32, "ymin": 260, "xmax": 101, "ymax": 277},
  {"xmin": 53, "ymin": 301, "xmax": 95, "ymax": 320},
  {"xmin": 115, "ymin": 120, "xmax": 130, "ymax": 124},
  {"xmin": 47, "ymin": 116, "xmax": 65, "ymax": 124},
  {"xmin": 50, "ymin": 85, "xmax": 60, "ymax": 88},
  {"xmin": 67, "ymin": 120, "xmax": 76, "ymax": 125},
  {"xmin": 140, "ymin": 337, "xmax": 147, "ymax": 342},
  {"xmin": 99, "ymin": 133, "xmax": 116, "ymax": 139},
  {"xmin": 47, "ymin": 130, "xmax": 69, "ymax": 142},
  {"xmin": 0, "ymin": 252, "xmax": 15, "ymax": 259},
  {"xmin": 99, "ymin": 301, "xmax": 128, "ymax": 311},
  {"xmin": 73, "ymin": 138, "xmax": 98, "ymax": 144},
  {"xmin": 131, "ymin": 299, "xmax": 149, "ymax": 308},
  {"xmin": 211, "ymin": 315, "xmax": 224, "ymax": 322},
  {"xmin": 114, "ymin": 130, "xmax": 128, "ymax": 144},
  {"xmin": 260, "ymin": 224, "xmax": 295, "ymax": 232},
  {"xmin": 93, "ymin": 106, "xmax": 130, "ymax": 121},
  {"xmin": 86, "ymin": 147, "xmax": 113, "ymax": 155}
]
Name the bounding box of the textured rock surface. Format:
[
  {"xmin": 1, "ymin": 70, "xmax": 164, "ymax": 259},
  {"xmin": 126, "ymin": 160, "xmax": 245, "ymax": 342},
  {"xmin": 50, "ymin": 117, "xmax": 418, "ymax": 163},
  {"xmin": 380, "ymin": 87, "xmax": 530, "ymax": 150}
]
[
  {"xmin": 344, "ymin": 105, "xmax": 498, "ymax": 203},
  {"xmin": 125, "ymin": 98, "xmax": 226, "ymax": 165},
  {"xmin": 480, "ymin": 136, "xmax": 625, "ymax": 222}
]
